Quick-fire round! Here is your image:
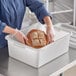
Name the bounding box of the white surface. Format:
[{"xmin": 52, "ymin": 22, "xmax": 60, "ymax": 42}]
[{"xmin": 6, "ymin": 23, "xmax": 70, "ymax": 68}]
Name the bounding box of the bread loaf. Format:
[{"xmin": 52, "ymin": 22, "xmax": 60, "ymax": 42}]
[{"xmin": 26, "ymin": 29, "xmax": 49, "ymax": 48}]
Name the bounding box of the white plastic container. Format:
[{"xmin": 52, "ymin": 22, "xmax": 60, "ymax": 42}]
[{"xmin": 6, "ymin": 23, "xmax": 70, "ymax": 68}]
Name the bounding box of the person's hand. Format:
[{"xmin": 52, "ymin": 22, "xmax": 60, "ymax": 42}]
[
  {"xmin": 3, "ymin": 26, "xmax": 28, "ymax": 44},
  {"xmin": 12, "ymin": 29, "xmax": 28, "ymax": 44},
  {"xmin": 43, "ymin": 16, "xmax": 55, "ymax": 44},
  {"xmin": 46, "ymin": 25, "xmax": 55, "ymax": 44}
]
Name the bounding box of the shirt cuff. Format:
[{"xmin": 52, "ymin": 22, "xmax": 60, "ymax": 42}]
[
  {"xmin": 0, "ymin": 21, "xmax": 6, "ymax": 35},
  {"xmin": 37, "ymin": 6, "xmax": 52, "ymax": 24}
]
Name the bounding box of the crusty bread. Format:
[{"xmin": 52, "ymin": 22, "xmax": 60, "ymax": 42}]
[{"xmin": 26, "ymin": 29, "xmax": 49, "ymax": 48}]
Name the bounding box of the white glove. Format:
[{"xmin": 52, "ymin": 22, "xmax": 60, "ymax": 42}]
[
  {"xmin": 46, "ymin": 26, "xmax": 55, "ymax": 44},
  {"xmin": 12, "ymin": 29, "xmax": 28, "ymax": 44}
]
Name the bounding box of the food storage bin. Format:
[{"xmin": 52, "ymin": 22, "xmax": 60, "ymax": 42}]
[{"xmin": 6, "ymin": 23, "xmax": 70, "ymax": 68}]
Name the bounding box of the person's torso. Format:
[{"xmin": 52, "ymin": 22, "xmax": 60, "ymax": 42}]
[
  {"xmin": 0, "ymin": 0, "xmax": 26, "ymax": 29},
  {"xmin": 0, "ymin": 0, "xmax": 26, "ymax": 48}
]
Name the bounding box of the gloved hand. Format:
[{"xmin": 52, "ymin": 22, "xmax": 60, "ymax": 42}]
[
  {"xmin": 46, "ymin": 25, "xmax": 55, "ymax": 44},
  {"xmin": 12, "ymin": 29, "xmax": 28, "ymax": 44}
]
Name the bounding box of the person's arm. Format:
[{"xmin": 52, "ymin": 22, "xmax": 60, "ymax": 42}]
[
  {"xmin": 26, "ymin": 0, "xmax": 54, "ymax": 43},
  {"xmin": 3, "ymin": 25, "xmax": 16, "ymax": 34},
  {"xmin": 3, "ymin": 25, "xmax": 28, "ymax": 44},
  {"xmin": 43, "ymin": 16, "xmax": 54, "ymax": 43},
  {"xmin": 0, "ymin": 20, "xmax": 27, "ymax": 44},
  {"xmin": 26, "ymin": 0, "xmax": 52, "ymax": 24}
]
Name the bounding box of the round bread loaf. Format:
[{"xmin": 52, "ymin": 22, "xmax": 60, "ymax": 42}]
[{"xmin": 26, "ymin": 29, "xmax": 49, "ymax": 48}]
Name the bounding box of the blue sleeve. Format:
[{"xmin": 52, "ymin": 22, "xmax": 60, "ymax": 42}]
[
  {"xmin": 26, "ymin": 0, "xmax": 52, "ymax": 24},
  {"xmin": 0, "ymin": 1, "xmax": 7, "ymax": 35},
  {"xmin": 0, "ymin": 20, "xmax": 6, "ymax": 34}
]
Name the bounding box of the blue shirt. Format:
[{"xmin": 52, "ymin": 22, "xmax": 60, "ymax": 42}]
[{"xmin": 0, "ymin": 0, "xmax": 51, "ymax": 48}]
